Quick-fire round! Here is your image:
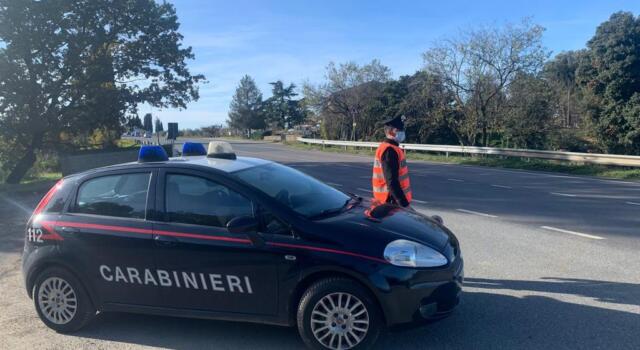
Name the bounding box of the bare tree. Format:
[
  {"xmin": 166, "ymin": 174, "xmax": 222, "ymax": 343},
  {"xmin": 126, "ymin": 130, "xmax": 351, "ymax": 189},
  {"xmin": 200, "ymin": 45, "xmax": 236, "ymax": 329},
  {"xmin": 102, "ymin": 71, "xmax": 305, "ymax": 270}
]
[{"xmin": 423, "ymin": 19, "xmax": 549, "ymax": 146}]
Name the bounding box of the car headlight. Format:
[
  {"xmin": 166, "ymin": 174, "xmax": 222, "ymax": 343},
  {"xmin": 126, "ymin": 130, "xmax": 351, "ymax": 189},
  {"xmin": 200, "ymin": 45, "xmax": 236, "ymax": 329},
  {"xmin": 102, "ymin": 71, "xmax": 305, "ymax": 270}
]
[{"xmin": 383, "ymin": 239, "xmax": 448, "ymax": 267}]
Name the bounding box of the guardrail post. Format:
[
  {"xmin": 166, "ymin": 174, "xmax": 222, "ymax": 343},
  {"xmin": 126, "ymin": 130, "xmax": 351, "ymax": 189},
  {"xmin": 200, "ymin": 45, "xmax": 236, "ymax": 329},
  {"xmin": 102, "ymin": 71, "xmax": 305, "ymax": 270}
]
[
  {"xmin": 446, "ymin": 151, "xmax": 449, "ymax": 158},
  {"xmin": 322, "ymin": 140, "xmax": 325, "ymax": 150}
]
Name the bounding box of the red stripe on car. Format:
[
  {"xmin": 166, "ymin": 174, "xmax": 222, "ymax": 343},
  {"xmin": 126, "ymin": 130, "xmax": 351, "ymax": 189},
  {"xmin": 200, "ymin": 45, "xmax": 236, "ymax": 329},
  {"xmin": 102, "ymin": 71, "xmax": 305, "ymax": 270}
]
[
  {"xmin": 267, "ymin": 242, "xmax": 388, "ymax": 264},
  {"xmin": 39, "ymin": 221, "xmax": 64, "ymax": 241},
  {"xmin": 44, "ymin": 221, "xmax": 385, "ymax": 264},
  {"xmin": 52, "ymin": 221, "xmax": 252, "ymax": 244}
]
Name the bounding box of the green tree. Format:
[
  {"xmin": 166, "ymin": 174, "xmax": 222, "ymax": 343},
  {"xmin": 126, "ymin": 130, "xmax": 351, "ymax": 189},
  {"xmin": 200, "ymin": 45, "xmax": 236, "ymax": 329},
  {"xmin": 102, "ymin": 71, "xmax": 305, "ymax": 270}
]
[
  {"xmin": 143, "ymin": 113, "xmax": 153, "ymax": 132},
  {"xmin": 395, "ymin": 72, "xmax": 458, "ymax": 145},
  {"xmin": 154, "ymin": 117, "xmax": 164, "ymax": 133},
  {"xmin": 543, "ymin": 51, "xmax": 584, "ymax": 128},
  {"xmin": 264, "ymin": 81, "xmax": 306, "ymax": 129},
  {"xmin": 227, "ymin": 75, "xmax": 265, "ymax": 136},
  {"xmin": 503, "ymin": 73, "xmax": 555, "ymax": 149},
  {"xmin": 304, "ymin": 60, "xmax": 391, "ymax": 140},
  {"xmin": 355, "ymin": 72, "xmax": 457, "ymax": 143},
  {"xmin": 125, "ymin": 115, "xmax": 143, "ymax": 130},
  {"xmin": 0, "ymin": 0, "xmax": 204, "ymax": 183},
  {"xmin": 576, "ymin": 11, "xmax": 640, "ymax": 154}
]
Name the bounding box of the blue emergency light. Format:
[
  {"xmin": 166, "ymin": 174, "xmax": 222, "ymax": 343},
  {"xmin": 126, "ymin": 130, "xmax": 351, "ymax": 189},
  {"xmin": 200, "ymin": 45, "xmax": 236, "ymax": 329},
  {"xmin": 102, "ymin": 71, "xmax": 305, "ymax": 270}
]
[
  {"xmin": 138, "ymin": 145, "xmax": 169, "ymax": 162},
  {"xmin": 182, "ymin": 142, "xmax": 207, "ymax": 156}
]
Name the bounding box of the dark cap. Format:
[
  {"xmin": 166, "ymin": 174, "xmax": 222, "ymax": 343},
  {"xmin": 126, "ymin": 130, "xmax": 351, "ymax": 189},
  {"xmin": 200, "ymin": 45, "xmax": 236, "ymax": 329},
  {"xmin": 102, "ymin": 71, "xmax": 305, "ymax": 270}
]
[{"xmin": 383, "ymin": 115, "xmax": 405, "ymax": 130}]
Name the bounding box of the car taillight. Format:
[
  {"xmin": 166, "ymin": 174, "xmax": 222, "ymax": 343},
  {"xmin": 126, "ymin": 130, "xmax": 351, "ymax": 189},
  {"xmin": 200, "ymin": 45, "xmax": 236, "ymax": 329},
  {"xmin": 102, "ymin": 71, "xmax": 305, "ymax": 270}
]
[{"xmin": 31, "ymin": 179, "xmax": 64, "ymax": 218}]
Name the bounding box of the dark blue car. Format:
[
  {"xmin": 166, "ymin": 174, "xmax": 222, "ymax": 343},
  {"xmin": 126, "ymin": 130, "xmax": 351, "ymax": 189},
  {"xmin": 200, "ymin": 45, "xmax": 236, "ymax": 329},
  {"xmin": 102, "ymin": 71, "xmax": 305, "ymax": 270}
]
[{"xmin": 22, "ymin": 142, "xmax": 463, "ymax": 350}]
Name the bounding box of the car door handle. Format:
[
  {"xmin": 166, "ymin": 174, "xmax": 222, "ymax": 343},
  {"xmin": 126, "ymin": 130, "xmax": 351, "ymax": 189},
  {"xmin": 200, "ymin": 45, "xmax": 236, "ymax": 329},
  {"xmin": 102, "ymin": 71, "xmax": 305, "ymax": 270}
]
[
  {"xmin": 59, "ymin": 226, "xmax": 80, "ymax": 234},
  {"xmin": 154, "ymin": 234, "xmax": 177, "ymax": 246}
]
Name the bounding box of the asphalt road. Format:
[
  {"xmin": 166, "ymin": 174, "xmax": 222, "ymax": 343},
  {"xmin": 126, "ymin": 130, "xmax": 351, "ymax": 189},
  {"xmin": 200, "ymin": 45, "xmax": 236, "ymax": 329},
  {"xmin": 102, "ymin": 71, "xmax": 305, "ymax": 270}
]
[{"xmin": 1, "ymin": 141, "xmax": 639, "ymax": 349}]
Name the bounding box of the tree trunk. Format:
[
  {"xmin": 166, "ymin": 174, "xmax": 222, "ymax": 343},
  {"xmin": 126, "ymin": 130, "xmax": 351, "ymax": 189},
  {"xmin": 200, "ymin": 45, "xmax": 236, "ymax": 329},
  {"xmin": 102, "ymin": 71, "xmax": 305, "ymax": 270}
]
[
  {"xmin": 6, "ymin": 147, "xmax": 37, "ymax": 184},
  {"xmin": 6, "ymin": 131, "xmax": 45, "ymax": 184},
  {"xmin": 482, "ymin": 126, "xmax": 488, "ymax": 147},
  {"xmin": 566, "ymin": 87, "xmax": 571, "ymax": 127}
]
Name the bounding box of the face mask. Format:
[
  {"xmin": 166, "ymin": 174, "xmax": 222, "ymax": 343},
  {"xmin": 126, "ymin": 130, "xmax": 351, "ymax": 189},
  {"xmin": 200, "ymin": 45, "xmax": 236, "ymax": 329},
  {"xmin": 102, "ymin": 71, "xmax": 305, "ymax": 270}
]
[{"xmin": 394, "ymin": 131, "xmax": 406, "ymax": 143}]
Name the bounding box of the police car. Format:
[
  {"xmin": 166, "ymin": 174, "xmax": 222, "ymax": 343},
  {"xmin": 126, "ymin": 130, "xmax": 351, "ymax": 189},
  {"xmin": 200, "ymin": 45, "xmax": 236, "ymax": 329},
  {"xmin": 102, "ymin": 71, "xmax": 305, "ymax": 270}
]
[{"xmin": 22, "ymin": 141, "xmax": 463, "ymax": 350}]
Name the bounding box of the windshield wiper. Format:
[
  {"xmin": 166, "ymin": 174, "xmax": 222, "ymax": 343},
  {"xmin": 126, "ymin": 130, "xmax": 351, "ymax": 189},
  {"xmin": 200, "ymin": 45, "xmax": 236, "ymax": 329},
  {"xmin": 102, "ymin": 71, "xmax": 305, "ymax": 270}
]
[{"xmin": 309, "ymin": 197, "xmax": 359, "ymax": 220}]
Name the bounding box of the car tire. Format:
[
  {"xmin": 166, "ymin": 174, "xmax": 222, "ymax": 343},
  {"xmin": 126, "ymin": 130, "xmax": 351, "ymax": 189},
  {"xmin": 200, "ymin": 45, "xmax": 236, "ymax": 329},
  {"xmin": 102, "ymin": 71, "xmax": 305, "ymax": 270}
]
[
  {"xmin": 33, "ymin": 267, "xmax": 96, "ymax": 333},
  {"xmin": 297, "ymin": 277, "xmax": 382, "ymax": 350}
]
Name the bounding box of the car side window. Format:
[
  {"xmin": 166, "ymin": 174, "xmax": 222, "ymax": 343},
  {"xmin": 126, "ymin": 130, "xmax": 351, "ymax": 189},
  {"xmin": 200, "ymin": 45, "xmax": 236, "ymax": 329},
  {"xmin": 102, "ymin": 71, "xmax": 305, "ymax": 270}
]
[
  {"xmin": 74, "ymin": 173, "xmax": 151, "ymax": 219},
  {"xmin": 165, "ymin": 174, "xmax": 253, "ymax": 228}
]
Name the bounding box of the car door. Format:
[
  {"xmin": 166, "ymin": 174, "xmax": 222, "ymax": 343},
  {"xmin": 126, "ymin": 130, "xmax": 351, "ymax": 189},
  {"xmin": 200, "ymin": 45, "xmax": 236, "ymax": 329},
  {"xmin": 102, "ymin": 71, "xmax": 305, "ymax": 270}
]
[
  {"xmin": 152, "ymin": 169, "xmax": 281, "ymax": 315},
  {"xmin": 57, "ymin": 168, "xmax": 161, "ymax": 306}
]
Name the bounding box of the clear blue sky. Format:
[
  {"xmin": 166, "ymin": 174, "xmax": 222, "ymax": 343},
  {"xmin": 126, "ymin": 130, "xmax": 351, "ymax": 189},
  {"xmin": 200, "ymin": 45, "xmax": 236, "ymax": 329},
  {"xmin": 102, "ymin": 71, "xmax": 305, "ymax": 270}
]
[{"xmin": 141, "ymin": 0, "xmax": 640, "ymax": 129}]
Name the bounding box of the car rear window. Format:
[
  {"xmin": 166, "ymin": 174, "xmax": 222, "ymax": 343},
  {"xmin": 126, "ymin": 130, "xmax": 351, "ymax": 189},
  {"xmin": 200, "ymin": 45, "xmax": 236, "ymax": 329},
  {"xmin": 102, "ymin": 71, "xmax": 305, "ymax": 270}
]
[{"xmin": 74, "ymin": 173, "xmax": 151, "ymax": 219}]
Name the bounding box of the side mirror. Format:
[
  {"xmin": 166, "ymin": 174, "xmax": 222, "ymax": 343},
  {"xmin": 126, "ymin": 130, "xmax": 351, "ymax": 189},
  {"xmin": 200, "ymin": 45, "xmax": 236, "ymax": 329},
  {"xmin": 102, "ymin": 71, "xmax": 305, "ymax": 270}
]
[
  {"xmin": 226, "ymin": 216, "xmax": 264, "ymax": 247},
  {"xmin": 431, "ymin": 215, "xmax": 444, "ymax": 225},
  {"xmin": 226, "ymin": 215, "xmax": 258, "ymax": 234}
]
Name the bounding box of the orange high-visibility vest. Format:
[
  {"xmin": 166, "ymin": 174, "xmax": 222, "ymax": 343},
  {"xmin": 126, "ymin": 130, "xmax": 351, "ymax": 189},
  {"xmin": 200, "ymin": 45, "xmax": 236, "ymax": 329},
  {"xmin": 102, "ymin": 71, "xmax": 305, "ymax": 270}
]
[{"xmin": 372, "ymin": 142, "xmax": 412, "ymax": 203}]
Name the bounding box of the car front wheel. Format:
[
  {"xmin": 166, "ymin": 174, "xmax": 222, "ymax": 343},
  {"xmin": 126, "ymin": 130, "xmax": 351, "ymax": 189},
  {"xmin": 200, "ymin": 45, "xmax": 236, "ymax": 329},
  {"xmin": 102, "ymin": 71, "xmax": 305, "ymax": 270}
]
[
  {"xmin": 297, "ymin": 278, "xmax": 382, "ymax": 350},
  {"xmin": 33, "ymin": 267, "xmax": 96, "ymax": 333}
]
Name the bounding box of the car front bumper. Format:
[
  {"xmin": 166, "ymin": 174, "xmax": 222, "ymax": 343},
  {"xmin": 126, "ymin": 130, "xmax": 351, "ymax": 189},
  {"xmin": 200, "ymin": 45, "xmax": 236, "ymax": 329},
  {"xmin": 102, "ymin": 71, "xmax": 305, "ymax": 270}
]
[{"xmin": 375, "ymin": 255, "xmax": 464, "ymax": 326}]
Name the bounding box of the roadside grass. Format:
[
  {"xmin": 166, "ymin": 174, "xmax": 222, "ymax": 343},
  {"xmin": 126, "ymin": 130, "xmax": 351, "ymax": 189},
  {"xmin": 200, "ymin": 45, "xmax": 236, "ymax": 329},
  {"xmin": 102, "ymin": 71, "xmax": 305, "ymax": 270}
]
[
  {"xmin": 21, "ymin": 171, "xmax": 62, "ymax": 184},
  {"xmin": 116, "ymin": 138, "xmax": 138, "ymax": 148},
  {"xmin": 287, "ymin": 142, "xmax": 640, "ymax": 181},
  {"xmin": 0, "ymin": 172, "xmax": 61, "ymax": 193}
]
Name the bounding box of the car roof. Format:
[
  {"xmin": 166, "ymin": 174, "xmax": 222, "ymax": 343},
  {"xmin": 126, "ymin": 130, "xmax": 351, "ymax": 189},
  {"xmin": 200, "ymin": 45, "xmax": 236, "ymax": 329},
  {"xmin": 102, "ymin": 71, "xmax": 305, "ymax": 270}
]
[
  {"xmin": 73, "ymin": 155, "xmax": 273, "ymax": 178},
  {"xmin": 166, "ymin": 155, "xmax": 272, "ymax": 173}
]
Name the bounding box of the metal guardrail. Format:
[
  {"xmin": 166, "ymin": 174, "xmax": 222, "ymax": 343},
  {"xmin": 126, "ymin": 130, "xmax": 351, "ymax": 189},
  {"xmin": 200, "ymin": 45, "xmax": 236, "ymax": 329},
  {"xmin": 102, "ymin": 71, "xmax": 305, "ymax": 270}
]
[{"xmin": 297, "ymin": 137, "xmax": 640, "ymax": 167}]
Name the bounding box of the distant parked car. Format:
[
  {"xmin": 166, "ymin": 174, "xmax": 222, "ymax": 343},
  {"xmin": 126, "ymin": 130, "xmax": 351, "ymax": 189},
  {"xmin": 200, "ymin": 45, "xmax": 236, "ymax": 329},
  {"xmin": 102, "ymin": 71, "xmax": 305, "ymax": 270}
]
[{"xmin": 143, "ymin": 132, "xmax": 151, "ymax": 138}]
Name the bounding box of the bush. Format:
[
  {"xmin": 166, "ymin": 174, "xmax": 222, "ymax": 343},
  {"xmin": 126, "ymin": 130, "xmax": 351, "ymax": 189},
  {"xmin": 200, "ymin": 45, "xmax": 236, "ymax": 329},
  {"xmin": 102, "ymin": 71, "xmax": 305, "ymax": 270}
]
[{"xmin": 546, "ymin": 129, "xmax": 594, "ymax": 152}]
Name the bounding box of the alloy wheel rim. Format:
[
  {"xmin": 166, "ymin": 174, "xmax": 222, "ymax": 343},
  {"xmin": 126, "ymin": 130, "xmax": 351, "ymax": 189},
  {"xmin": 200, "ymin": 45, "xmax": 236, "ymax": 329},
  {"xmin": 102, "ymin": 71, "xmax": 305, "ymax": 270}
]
[
  {"xmin": 310, "ymin": 292, "xmax": 369, "ymax": 350},
  {"xmin": 37, "ymin": 277, "xmax": 77, "ymax": 325}
]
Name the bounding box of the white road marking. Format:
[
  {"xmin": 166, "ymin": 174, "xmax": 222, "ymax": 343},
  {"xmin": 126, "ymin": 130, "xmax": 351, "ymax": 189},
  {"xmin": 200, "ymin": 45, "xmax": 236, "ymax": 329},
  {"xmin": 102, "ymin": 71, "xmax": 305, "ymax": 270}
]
[
  {"xmin": 448, "ymin": 178, "xmax": 464, "ymax": 182},
  {"xmin": 627, "ymin": 201, "xmax": 640, "ymax": 206},
  {"xmin": 550, "ymin": 192, "xmax": 577, "ymax": 197},
  {"xmin": 540, "ymin": 226, "xmax": 605, "ymax": 240},
  {"xmin": 412, "ymin": 199, "xmax": 429, "ymax": 204},
  {"xmin": 456, "ymin": 209, "xmax": 498, "ymax": 218},
  {"xmin": 491, "ymin": 184, "xmax": 512, "ymax": 189},
  {"xmin": 326, "ymin": 182, "xmax": 342, "ymax": 187},
  {"xmin": 356, "ymin": 188, "xmax": 372, "ymax": 193}
]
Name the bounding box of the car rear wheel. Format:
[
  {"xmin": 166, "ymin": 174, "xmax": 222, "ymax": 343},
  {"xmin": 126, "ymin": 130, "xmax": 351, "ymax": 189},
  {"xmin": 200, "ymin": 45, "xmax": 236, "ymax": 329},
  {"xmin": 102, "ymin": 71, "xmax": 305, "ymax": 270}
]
[
  {"xmin": 33, "ymin": 267, "xmax": 96, "ymax": 333},
  {"xmin": 297, "ymin": 278, "xmax": 382, "ymax": 350}
]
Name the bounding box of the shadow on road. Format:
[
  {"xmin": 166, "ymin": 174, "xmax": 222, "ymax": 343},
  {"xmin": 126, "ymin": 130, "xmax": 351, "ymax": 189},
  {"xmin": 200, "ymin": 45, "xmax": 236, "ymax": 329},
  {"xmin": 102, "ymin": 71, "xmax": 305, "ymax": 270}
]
[
  {"xmin": 76, "ymin": 313, "xmax": 303, "ymax": 349},
  {"xmin": 65, "ymin": 277, "xmax": 640, "ymax": 350},
  {"xmin": 464, "ymin": 277, "xmax": 640, "ymax": 307},
  {"xmin": 383, "ymin": 292, "xmax": 638, "ymax": 350}
]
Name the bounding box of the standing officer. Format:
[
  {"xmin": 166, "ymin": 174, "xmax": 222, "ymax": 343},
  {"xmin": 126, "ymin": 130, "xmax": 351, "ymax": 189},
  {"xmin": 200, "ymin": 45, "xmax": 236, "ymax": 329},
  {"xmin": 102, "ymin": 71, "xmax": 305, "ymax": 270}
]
[{"xmin": 372, "ymin": 115, "xmax": 412, "ymax": 207}]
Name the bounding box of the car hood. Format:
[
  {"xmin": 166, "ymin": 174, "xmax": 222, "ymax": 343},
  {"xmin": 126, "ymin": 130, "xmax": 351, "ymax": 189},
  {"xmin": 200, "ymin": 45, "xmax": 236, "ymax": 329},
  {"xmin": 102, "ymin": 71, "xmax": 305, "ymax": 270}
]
[{"xmin": 307, "ymin": 201, "xmax": 452, "ymax": 253}]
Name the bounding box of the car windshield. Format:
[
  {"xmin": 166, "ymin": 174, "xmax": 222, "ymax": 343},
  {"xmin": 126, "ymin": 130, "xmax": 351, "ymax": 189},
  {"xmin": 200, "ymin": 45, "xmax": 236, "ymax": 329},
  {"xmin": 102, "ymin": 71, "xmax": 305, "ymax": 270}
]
[{"xmin": 233, "ymin": 162, "xmax": 351, "ymax": 218}]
